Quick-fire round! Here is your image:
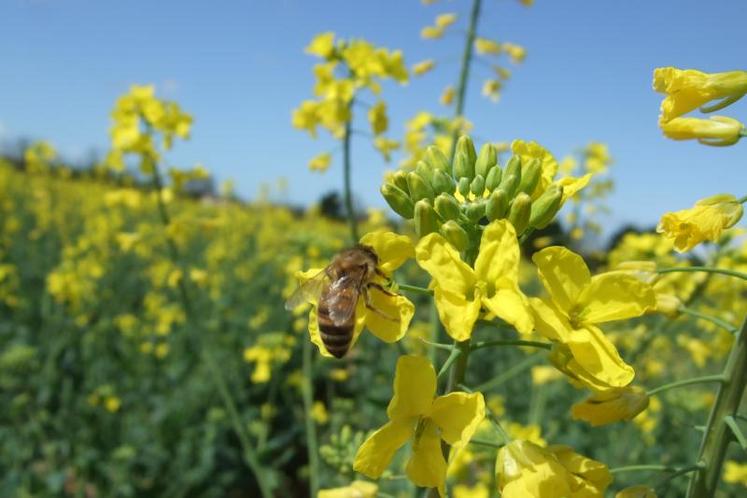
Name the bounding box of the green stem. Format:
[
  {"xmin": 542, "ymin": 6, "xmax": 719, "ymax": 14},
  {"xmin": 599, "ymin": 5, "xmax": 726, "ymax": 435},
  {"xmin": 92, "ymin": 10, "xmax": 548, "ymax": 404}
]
[
  {"xmin": 657, "ymin": 266, "xmax": 747, "ymax": 282},
  {"xmin": 342, "ymin": 98, "xmax": 358, "ymax": 243},
  {"xmin": 150, "ymin": 167, "xmax": 273, "ymax": 498},
  {"xmin": 472, "ymin": 353, "xmax": 544, "ymax": 393},
  {"xmin": 301, "ymin": 338, "xmax": 319, "ymax": 497},
  {"xmin": 700, "ymin": 94, "xmax": 744, "ymax": 113},
  {"xmin": 471, "ymin": 339, "xmax": 553, "ymax": 351},
  {"xmin": 679, "ymin": 306, "xmax": 738, "ymax": 333},
  {"xmin": 397, "ymin": 282, "xmax": 434, "ymax": 296},
  {"xmin": 437, "ymin": 345, "xmax": 462, "ymax": 380},
  {"xmin": 646, "ymin": 374, "xmax": 726, "ymax": 397},
  {"xmin": 738, "ymin": 194, "xmax": 747, "ymax": 204},
  {"xmin": 687, "ymin": 317, "xmax": 747, "ymax": 497},
  {"xmin": 610, "ymin": 464, "xmax": 683, "ymax": 474},
  {"xmin": 655, "ymin": 464, "xmax": 704, "ymax": 490},
  {"xmin": 469, "ymin": 437, "xmax": 504, "ymax": 449}
]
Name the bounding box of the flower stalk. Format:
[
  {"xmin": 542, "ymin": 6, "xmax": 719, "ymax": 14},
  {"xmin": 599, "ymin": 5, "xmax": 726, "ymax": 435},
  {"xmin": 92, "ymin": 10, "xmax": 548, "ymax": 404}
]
[
  {"xmin": 301, "ymin": 335, "xmax": 320, "ymax": 497},
  {"xmin": 343, "ymin": 97, "xmax": 358, "ymax": 243}
]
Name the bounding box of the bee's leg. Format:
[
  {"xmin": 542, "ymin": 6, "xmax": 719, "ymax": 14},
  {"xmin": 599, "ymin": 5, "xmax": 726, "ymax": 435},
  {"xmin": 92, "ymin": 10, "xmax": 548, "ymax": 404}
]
[
  {"xmin": 367, "ymin": 282, "xmax": 397, "ymax": 297},
  {"xmin": 362, "ymin": 287, "xmax": 399, "ymax": 321}
]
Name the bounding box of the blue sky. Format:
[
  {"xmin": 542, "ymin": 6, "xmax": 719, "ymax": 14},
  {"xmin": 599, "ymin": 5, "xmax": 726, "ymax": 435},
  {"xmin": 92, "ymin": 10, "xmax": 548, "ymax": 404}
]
[{"xmin": 1, "ymin": 0, "xmax": 746, "ymax": 235}]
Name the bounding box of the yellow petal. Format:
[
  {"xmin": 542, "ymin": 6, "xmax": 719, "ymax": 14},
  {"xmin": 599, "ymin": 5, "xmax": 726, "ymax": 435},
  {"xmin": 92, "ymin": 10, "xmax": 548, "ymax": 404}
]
[
  {"xmin": 576, "ymin": 273, "xmax": 656, "ymax": 324},
  {"xmin": 532, "ymin": 247, "xmax": 590, "ymax": 313},
  {"xmin": 529, "ymin": 297, "xmax": 573, "ymax": 342},
  {"xmin": 318, "ymin": 480, "xmax": 378, "ymax": 498},
  {"xmin": 557, "ymin": 173, "xmax": 592, "ymax": 203},
  {"xmin": 433, "ymin": 286, "xmax": 482, "ymax": 341},
  {"xmin": 406, "ymin": 421, "xmax": 447, "ymax": 496},
  {"xmin": 364, "ymin": 291, "xmax": 414, "ymax": 343},
  {"xmin": 353, "ymin": 419, "xmax": 414, "ymax": 478},
  {"xmin": 482, "ymin": 287, "xmax": 534, "ymax": 335},
  {"xmin": 430, "ymin": 392, "xmax": 485, "ymax": 447},
  {"xmin": 474, "ymin": 219, "xmax": 520, "ymax": 285},
  {"xmin": 360, "ymin": 231, "xmax": 415, "ymax": 274},
  {"xmin": 416, "ymin": 233, "xmax": 476, "ymax": 297},
  {"xmin": 549, "ymin": 445, "xmax": 613, "ymax": 495},
  {"xmin": 387, "ymin": 355, "xmax": 436, "ymax": 420},
  {"xmin": 566, "ymin": 326, "xmax": 635, "ymax": 389}
]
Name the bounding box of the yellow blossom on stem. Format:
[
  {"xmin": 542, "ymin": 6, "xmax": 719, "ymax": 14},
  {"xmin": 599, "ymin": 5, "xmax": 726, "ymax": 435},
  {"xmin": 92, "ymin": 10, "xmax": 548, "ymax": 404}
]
[
  {"xmin": 474, "ymin": 37, "xmax": 502, "ymax": 56},
  {"xmin": 659, "ymin": 116, "xmax": 744, "ymax": 145},
  {"xmin": 440, "ymin": 85, "xmax": 455, "ymax": 106},
  {"xmin": 415, "ymin": 220, "xmax": 534, "ymax": 341},
  {"xmin": 502, "ymin": 43, "xmax": 526, "ymax": 64},
  {"xmin": 421, "ymin": 26, "xmax": 445, "ymax": 39},
  {"xmin": 353, "ymin": 355, "xmax": 485, "ymax": 496},
  {"xmin": 305, "ymin": 32, "xmax": 336, "ymax": 59},
  {"xmin": 373, "ymin": 137, "xmax": 400, "ymax": 162},
  {"xmin": 657, "ymin": 194, "xmax": 743, "ymax": 253},
  {"xmin": 482, "ymin": 79, "xmax": 502, "ymax": 102},
  {"xmin": 571, "ymin": 385, "xmax": 650, "ymax": 426},
  {"xmin": 367, "ymin": 100, "xmax": 388, "ymax": 136},
  {"xmin": 435, "ymin": 13, "xmax": 457, "ymax": 28},
  {"xmin": 530, "ymin": 246, "xmax": 655, "ymax": 392},
  {"xmin": 318, "ymin": 480, "xmax": 378, "ymax": 498},
  {"xmin": 413, "ymin": 59, "xmax": 437, "ymax": 76},
  {"xmin": 308, "ymin": 152, "xmax": 332, "ymax": 172}
]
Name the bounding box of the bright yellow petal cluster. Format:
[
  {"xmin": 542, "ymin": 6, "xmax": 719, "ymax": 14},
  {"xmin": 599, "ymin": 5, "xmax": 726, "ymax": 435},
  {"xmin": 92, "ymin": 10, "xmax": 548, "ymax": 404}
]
[
  {"xmin": 660, "ymin": 116, "xmax": 744, "ymax": 145},
  {"xmin": 530, "ymin": 246, "xmax": 655, "ymax": 391},
  {"xmin": 368, "ymin": 100, "xmax": 389, "ymax": 136},
  {"xmin": 300, "ymin": 232, "xmax": 415, "ymax": 357},
  {"xmin": 474, "ymin": 37, "xmax": 502, "ymax": 56},
  {"xmin": 308, "ymin": 152, "xmax": 332, "ymax": 172},
  {"xmin": 571, "ymin": 385, "xmax": 650, "ymax": 426},
  {"xmin": 724, "ymin": 461, "xmax": 747, "ymax": 486},
  {"xmin": 353, "ymin": 356, "xmax": 485, "ymax": 496},
  {"xmin": 497, "ymin": 440, "xmax": 612, "ymax": 498},
  {"xmin": 416, "ymin": 220, "xmax": 534, "ymax": 341},
  {"xmin": 657, "ymin": 194, "xmax": 743, "ymax": 253}
]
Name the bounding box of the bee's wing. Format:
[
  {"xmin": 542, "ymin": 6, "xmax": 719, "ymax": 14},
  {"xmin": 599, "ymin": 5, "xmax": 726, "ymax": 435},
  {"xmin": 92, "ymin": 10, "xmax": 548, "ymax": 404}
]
[
  {"xmin": 284, "ymin": 269, "xmax": 329, "ymax": 310},
  {"xmin": 326, "ymin": 273, "xmax": 364, "ymax": 326}
]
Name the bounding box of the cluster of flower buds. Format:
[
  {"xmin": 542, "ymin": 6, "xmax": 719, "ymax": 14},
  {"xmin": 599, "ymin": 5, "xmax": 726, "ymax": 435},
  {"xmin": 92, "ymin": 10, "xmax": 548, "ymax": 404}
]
[{"xmin": 381, "ymin": 135, "xmax": 563, "ymax": 249}]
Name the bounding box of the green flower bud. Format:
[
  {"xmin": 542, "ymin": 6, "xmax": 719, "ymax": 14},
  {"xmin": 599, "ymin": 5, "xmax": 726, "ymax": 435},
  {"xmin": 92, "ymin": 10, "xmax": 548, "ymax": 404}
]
[
  {"xmin": 485, "ymin": 165, "xmax": 503, "ymax": 191},
  {"xmin": 431, "ymin": 169, "xmax": 456, "ymax": 194},
  {"xmin": 518, "ymin": 158, "xmax": 541, "ymax": 195},
  {"xmin": 391, "ymin": 170, "xmax": 409, "ymax": 194},
  {"xmin": 426, "ymin": 146, "xmax": 450, "ymax": 173},
  {"xmin": 486, "ymin": 188, "xmax": 509, "ymax": 221},
  {"xmin": 470, "ymin": 175, "xmax": 485, "ymax": 196},
  {"xmin": 435, "ymin": 193, "xmax": 461, "ymax": 221},
  {"xmin": 381, "ymin": 183, "xmax": 414, "ymax": 219},
  {"xmin": 415, "ymin": 199, "xmax": 440, "ymax": 237},
  {"xmin": 504, "ymin": 155, "xmax": 522, "ymax": 183},
  {"xmin": 498, "ymin": 173, "xmax": 520, "ymax": 198},
  {"xmin": 440, "ymin": 220, "xmax": 469, "ymax": 251},
  {"xmin": 508, "ymin": 192, "xmax": 531, "ymax": 234},
  {"xmin": 456, "ymin": 135, "xmax": 477, "ymax": 170},
  {"xmin": 407, "ymin": 171, "xmax": 435, "ymax": 202},
  {"xmin": 529, "ymin": 185, "xmax": 563, "ymax": 229},
  {"xmin": 464, "ymin": 200, "xmax": 486, "ymax": 223},
  {"xmin": 475, "ymin": 143, "xmax": 497, "ymax": 178},
  {"xmin": 453, "ymin": 152, "xmax": 474, "ymax": 182},
  {"xmin": 457, "ymin": 176, "xmax": 471, "ymax": 198},
  {"xmin": 415, "ymin": 160, "xmax": 434, "ymax": 187}
]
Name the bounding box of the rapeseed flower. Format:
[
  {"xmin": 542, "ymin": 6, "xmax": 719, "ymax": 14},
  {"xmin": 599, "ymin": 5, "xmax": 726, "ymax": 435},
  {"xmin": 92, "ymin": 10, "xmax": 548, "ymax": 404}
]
[
  {"xmin": 415, "ymin": 220, "xmax": 534, "ymax": 341},
  {"xmin": 353, "ymin": 355, "xmax": 485, "ymax": 495},
  {"xmin": 660, "ymin": 116, "xmax": 744, "ymax": 145},
  {"xmin": 657, "ymin": 194, "xmax": 743, "ymax": 252},
  {"xmin": 571, "ymin": 386, "xmax": 650, "ymax": 426},
  {"xmin": 318, "ymin": 480, "xmax": 377, "ymax": 498}
]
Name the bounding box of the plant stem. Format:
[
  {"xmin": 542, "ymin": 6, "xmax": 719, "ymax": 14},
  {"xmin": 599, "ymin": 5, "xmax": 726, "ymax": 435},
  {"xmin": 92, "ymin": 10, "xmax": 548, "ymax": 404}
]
[
  {"xmin": 471, "ymin": 339, "xmax": 553, "ymax": 351},
  {"xmin": 437, "ymin": 345, "xmax": 462, "ymax": 380},
  {"xmin": 610, "ymin": 464, "xmax": 682, "ymax": 474},
  {"xmin": 397, "ymin": 282, "xmax": 434, "ymax": 296},
  {"xmin": 150, "ymin": 167, "xmax": 273, "ymax": 498},
  {"xmin": 472, "ymin": 353, "xmax": 544, "ymax": 393},
  {"xmin": 342, "ymin": 98, "xmax": 358, "ymax": 244},
  {"xmin": 646, "ymin": 374, "xmax": 726, "ymax": 397},
  {"xmin": 687, "ymin": 317, "xmax": 747, "ymax": 497},
  {"xmin": 657, "ymin": 266, "xmax": 747, "ymax": 282},
  {"xmin": 302, "ymin": 337, "xmax": 319, "ymax": 498},
  {"xmin": 680, "ymin": 306, "xmax": 738, "ymax": 333}
]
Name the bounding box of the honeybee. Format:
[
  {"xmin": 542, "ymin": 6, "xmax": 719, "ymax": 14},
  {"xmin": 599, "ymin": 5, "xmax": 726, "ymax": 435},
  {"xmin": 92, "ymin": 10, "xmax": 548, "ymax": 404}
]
[{"xmin": 285, "ymin": 245, "xmax": 399, "ymax": 358}]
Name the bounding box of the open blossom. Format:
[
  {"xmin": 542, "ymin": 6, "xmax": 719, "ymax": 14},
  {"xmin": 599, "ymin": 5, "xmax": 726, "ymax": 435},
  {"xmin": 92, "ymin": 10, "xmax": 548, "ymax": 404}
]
[
  {"xmin": 657, "ymin": 194, "xmax": 743, "ymax": 252},
  {"xmin": 416, "ymin": 220, "xmax": 534, "ymax": 341},
  {"xmin": 530, "ymin": 246, "xmax": 655, "ymax": 392},
  {"xmin": 354, "ymin": 355, "xmax": 485, "ymax": 495}
]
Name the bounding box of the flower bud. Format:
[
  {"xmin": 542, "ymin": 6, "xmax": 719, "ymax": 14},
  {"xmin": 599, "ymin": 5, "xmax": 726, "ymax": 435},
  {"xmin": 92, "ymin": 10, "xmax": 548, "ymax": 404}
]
[
  {"xmin": 508, "ymin": 193, "xmax": 531, "ymax": 234},
  {"xmin": 485, "ymin": 165, "xmax": 503, "ymax": 191},
  {"xmin": 453, "ymin": 152, "xmax": 474, "ymax": 182},
  {"xmin": 486, "ymin": 189, "xmax": 509, "ymax": 221},
  {"xmin": 529, "ymin": 185, "xmax": 563, "ymax": 229},
  {"xmin": 464, "ymin": 200, "xmax": 486, "ymax": 223},
  {"xmin": 457, "ymin": 176, "xmax": 471, "ymax": 198},
  {"xmin": 415, "ymin": 160, "xmax": 435, "ymax": 186},
  {"xmin": 498, "ymin": 173, "xmax": 520, "ymax": 198},
  {"xmin": 381, "ymin": 183, "xmax": 414, "ymax": 219},
  {"xmin": 456, "ymin": 135, "xmax": 477, "ymax": 171},
  {"xmin": 504, "ymin": 155, "xmax": 522, "ymax": 183},
  {"xmin": 415, "ymin": 199, "xmax": 439, "ymax": 237},
  {"xmin": 431, "ymin": 169, "xmax": 456, "ymax": 194},
  {"xmin": 440, "ymin": 220, "xmax": 469, "ymax": 251},
  {"xmin": 391, "ymin": 171, "xmax": 410, "ymax": 194},
  {"xmin": 475, "ymin": 143, "xmax": 497, "ymax": 178},
  {"xmin": 470, "ymin": 175, "xmax": 485, "ymax": 196},
  {"xmin": 518, "ymin": 158, "xmax": 541, "ymax": 195},
  {"xmin": 407, "ymin": 171, "xmax": 435, "ymax": 202},
  {"xmin": 426, "ymin": 146, "xmax": 450, "ymax": 173},
  {"xmin": 435, "ymin": 193, "xmax": 461, "ymax": 221}
]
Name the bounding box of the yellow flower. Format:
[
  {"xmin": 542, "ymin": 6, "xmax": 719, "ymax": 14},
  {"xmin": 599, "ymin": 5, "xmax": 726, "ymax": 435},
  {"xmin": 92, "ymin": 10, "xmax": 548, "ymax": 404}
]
[
  {"xmin": 497, "ymin": 440, "xmax": 612, "ymax": 498},
  {"xmin": 301, "ymin": 232, "xmax": 415, "ymax": 357},
  {"xmin": 482, "ymin": 79, "xmax": 501, "ymax": 102},
  {"xmin": 724, "ymin": 461, "xmax": 747, "ymax": 486},
  {"xmin": 412, "ymin": 59, "xmax": 436, "ymax": 77},
  {"xmin": 530, "ymin": 246, "xmax": 655, "ymax": 392},
  {"xmin": 308, "ymin": 152, "xmax": 332, "ymax": 172},
  {"xmin": 659, "ymin": 116, "xmax": 744, "ymax": 145},
  {"xmin": 435, "ymin": 13, "xmax": 457, "ymax": 28},
  {"xmin": 318, "ymin": 480, "xmax": 378, "ymax": 498},
  {"xmin": 311, "ymin": 401, "xmax": 329, "ymax": 424},
  {"xmin": 571, "ymin": 386, "xmax": 649, "ymax": 426},
  {"xmin": 506, "ymin": 422, "xmax": 546, "ymax": 446},
  {"xmin": 373, "ymin": 137, "xmax": 400, "ymax": 162},
  {"xmin": 616, "ymin": 486, "xmax": 658, "ymax": 498},
  {"xmin": 653, "ymin": 67, "xmax": 747, "ymax": 122},
  {"xmin": 474, "ymin": 37, "xmax": 502, "ymax": 55},
  {"xmin": 657, "ymin": 194, "xmax": 743, "ymax": 252},
  {"xmin": 440, "ymin": 85, "xmax": 455, "ymax": 106},
  {"xmin": 368, "ymin": 101, "xmax": 388, "ymax": 136},
  {"xmin": 502, "ymin": 43, "xmax": 526, "ymax": 64},
  {"xmin": 415, "ymin": 220, "xmax": 534, "ymax": 341},
  {"xmin": 305, "ymin": 32, "xmax": 336, "ymax": 59},
  {"xmin": 353, "ymin": 356, "xmax": 485, "ymax": 496},
  {"xmin": 292, "ymin": 100, "xmax": 320, "ymax": 137},
  {"xmin": 421, "ymin": 26, "xmax": 445, "ymax": 39},
  {"xmin": 104, "ymin": 396, "xmax": 121, "ymax": 413}
]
